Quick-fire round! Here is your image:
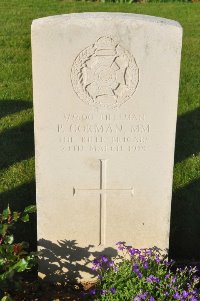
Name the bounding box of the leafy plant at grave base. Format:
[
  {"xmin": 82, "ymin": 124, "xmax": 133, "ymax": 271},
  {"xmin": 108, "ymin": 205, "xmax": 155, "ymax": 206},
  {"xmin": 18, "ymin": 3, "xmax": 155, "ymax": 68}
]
[
  {"xmin": 0, "ymin": 205, "xmax": 37, "ymax": 301},
  {"xmin": 84, "ymin": 242, "xmax": 200, "ymax": 301}
]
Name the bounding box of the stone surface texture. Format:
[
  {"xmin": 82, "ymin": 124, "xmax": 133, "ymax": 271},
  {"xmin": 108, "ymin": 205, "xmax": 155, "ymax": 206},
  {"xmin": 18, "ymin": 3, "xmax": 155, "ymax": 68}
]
[{"xmin": 32, "ymin": 13, "xmax": 182, "ymax": 282}]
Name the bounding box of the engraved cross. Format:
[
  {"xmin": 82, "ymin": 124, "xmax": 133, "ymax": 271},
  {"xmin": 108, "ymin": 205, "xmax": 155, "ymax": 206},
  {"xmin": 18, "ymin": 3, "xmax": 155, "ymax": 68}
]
[{"xmin": 73, "ymin": 159, "xmax": 134, "ymax": 246}]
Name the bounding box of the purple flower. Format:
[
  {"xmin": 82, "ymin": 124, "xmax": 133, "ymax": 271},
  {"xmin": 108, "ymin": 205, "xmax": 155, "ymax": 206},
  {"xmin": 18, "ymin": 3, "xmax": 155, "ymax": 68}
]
[
  {"xmin": 140, "ymin": 292, "xmax": 148, "ymax": 299},
  {"xmin": 108, "ymin": 261, "xmax": 114, "ymax": 268},
  {"xmin": 116, "ymin": 241, "xmax": 124, "ymax": 245},
  {"xmin": 92, "ymin": 258, "xmax": 101, "ymax": 270},
  {"xmin": 146, "ymin": 275, "xmax": 160, "ymax": 283},
  {"xmin": 149, "ymin": 298, "xmax": 155, "ymax": 301},
  {"xmin": 137, "ymin": 271, "xmax": 143, "ymax": 278},
  {"xmin": 155, "ymin": 256, "xmax": 161, "ymax": 263},
  {"xmin": 139, "ymin": 255, "xmax": 146, "ymax": 262},
  {"xmin": 143, "ymin": 262, "xmax": 149, "ymax": 269},
  {"xmin": 145, "ymin": 249, "xmax": 152, "ymax": 256},
  {"xmin": 110, "ymin": 287, "xmax": 116, "ymax": 294},
  {"xmin": 182, "ymin": 291, "xmax": 189, "ymax": 298},
  {"xmin": 132, "ymin": 263, "xmax": 139, "ymax": 272},
  {"xmin": 129, "ymin": 248, "xmax": 137, "ymax": 256},
  {"xmin": 89, "ymin": 288, "xmax": 96, "ymax": 295},
  {"xmin": 101, "ymin": 255, "xmax": 108, "ymax": 263},
  {"xmin": 173, "ymin": 292, "xmax": 180, "ymax": 299},
  {"xmin": 134, "ymin": 297, "xmax": 141, "ymax": 301},
  {"xmin": 101, "ymin": 289, "xmax": 107, "ymax": 295},
  {"xmin": 190, "ymin": 297, "xmax": 198, "ymax": 301},
  {"xmin": 192, "ymin": 275, "xmax": 200, "ymax": 282},
  {"xmin": 80, "ymin": 291, "xmax": 86, "ymax": 297},
  {"xmin": 116, "ymin": 241, "xmax": 125, "ymax": 250}
]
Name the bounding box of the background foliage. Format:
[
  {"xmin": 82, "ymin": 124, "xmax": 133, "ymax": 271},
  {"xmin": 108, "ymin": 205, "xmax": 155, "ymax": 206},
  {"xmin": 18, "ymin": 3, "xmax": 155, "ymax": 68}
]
[
  {"xmin": 0, "ymin": 0, "xmax": 199, "ymax": 261},
  {"xmin": 0, "ymin": 205, "xmax": 37, "ymax": 300}
]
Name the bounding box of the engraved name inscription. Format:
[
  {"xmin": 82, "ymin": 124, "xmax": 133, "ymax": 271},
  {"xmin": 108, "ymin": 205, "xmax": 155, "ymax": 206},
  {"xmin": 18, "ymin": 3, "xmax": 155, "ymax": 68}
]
[
  {"xmin": 71, "ymin": 37, "xmax": 139, "ymax": 109},
  {"xmin": 57, "ymin": 113, "xmax": 150, "ymax": 153}
]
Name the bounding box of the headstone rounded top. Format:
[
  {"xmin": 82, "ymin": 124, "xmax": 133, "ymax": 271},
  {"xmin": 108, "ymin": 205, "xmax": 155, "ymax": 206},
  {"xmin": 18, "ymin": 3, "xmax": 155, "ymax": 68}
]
[{"xmin": 32, "ymin": 12, "xmax": 182, "ymax": 30}]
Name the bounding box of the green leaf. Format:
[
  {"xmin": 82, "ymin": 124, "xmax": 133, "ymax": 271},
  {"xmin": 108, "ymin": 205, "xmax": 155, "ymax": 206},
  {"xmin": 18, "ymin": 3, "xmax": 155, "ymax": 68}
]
[
  {"xmin": 0, "ymin": 224, "xmax": 8, "ymax": 236},
  {"xmin": 21, "ymin": 214, "xmax": 29, "ymax": 222},
  {"xmin": 4, "ymin": 235, "xmax": 14, "ymax": 245},
  {"xmin": 13, "ymin": 211, "xmax": 20, "ymax": 222},
  {"xmin": 0, "ymin": 268, "xmax": 15, "ymax": 281},
  {"xmin": 0, "ymin": 258, "xmax": 6, "ymax": 265},
  {"xmin": 2, "ymin": 209, "xmax": 9, "ymax": 221},
  {"xmin": 1, "ymin": 296, "xmax": 13, "ymax": 301},
  {"xmin": 12, "ymin": 258, "xmax": 28, "ymax": 272},
  {"xmin": 24, "ymin": 205, "xmax": 36, "ymax": 214}
]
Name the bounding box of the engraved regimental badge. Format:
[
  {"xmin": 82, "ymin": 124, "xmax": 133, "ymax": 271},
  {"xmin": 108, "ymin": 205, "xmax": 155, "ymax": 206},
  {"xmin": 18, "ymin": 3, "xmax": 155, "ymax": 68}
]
[{"xmin": 71, "ymin": 37, "xmax": 139, "ymax": 109}]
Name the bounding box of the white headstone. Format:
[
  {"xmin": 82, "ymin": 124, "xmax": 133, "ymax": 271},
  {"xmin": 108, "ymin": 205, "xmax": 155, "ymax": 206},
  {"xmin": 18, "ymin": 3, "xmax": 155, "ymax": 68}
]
[{"xmin": 32, "ymin": 13, "xmax": 182, "ymax": 282}]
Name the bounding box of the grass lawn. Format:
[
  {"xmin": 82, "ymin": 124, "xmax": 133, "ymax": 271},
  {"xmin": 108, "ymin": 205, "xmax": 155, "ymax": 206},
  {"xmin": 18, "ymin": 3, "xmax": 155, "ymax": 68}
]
[{"xmin": 0, "ymin": 0, "xmax": 199, "ymax": 262}]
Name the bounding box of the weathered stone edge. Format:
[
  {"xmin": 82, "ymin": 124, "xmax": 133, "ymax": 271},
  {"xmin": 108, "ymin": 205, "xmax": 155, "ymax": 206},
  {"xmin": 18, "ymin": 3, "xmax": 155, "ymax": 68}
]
[{"xmin": 31, "ymin": 12, "xmax": 182, "ymax": 30}]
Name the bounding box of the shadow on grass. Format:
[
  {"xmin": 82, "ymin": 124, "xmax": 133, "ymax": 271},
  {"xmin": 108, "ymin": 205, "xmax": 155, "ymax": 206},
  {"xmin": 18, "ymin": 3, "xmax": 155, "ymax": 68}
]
[
  {"xmin": 169, "ymin": 107, "xmax": 200, "ymax": 261},
  {"xmin": 174, "ymin": 107, "xmax": 200, "ymax": 164},
  {"xmin": 0, "ymin": 99, "xmax": 32, "ymax": 119},
  {"xmin": 0, "ymin": 99, "xmax": 34, "ymax": 170},
  {"xmin": 169, "ymin": 177, "xmax": 200, "ymax": 261},
  {"xmin": 38, "ymin": 239, "xmax": 117, "ymax": 284},
  {"xmin": 0, "ymin": 120, "xmax": 34, "ymax": 170}
]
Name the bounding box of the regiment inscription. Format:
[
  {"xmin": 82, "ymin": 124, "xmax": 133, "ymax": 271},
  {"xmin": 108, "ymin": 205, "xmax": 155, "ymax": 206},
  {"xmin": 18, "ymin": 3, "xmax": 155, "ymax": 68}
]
[{"xmin": 57, "ymin": 112, "xmax": 150, "ymax": 152}]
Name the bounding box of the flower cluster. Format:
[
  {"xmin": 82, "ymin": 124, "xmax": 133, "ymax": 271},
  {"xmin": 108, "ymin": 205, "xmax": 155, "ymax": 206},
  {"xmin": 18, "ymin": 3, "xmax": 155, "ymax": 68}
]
[
  {"xmin": 92, "ymin": 255, "xmax": 115, "ymax": 272},
  {"xmin": 85, "ymin": 242, "xmax": 200, "ymax": 301}
]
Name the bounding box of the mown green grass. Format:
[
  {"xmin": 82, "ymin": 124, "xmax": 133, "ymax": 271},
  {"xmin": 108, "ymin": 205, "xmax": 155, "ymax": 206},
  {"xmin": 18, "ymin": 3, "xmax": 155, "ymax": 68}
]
[{"xmin": 0, "ymin": 0, "xmax": 199, "ymax": 260}]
